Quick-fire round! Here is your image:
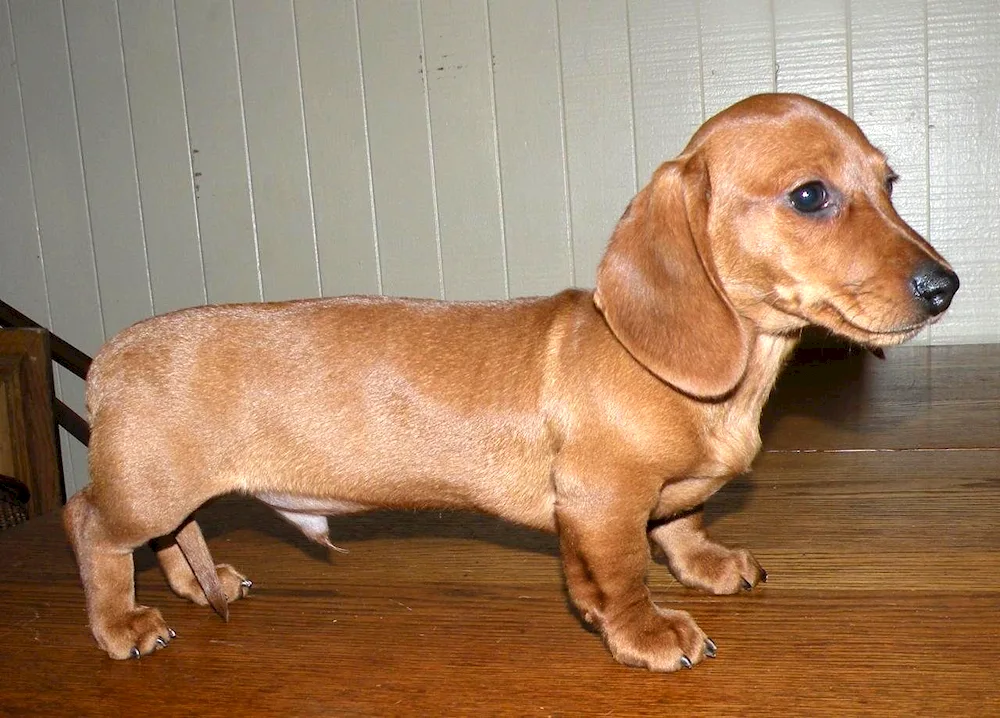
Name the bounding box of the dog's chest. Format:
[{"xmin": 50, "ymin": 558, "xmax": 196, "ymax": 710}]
[
  {"xmin": 700, "ymin": 415, "xmax": 762, "ymax": 477},
  {"xmin": 693, "ymin": 333, "xmax": 794, "ymax": 479},
  {"xmin": 648, "ymin": 415, "xmax": 761, "ymax": 519}
]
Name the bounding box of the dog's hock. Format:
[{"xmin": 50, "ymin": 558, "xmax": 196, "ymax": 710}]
[{"xmin": 175, "ymin": 520, "xmax": 231, "ymax": 621}]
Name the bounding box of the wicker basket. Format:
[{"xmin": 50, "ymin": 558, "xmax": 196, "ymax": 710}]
[{"xmin": 0, "ymin": 475, "xmax": 29, "ymax": 530}]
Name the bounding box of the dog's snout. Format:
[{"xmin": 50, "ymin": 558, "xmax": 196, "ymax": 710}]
[{"xmin": 911, "ymin": 263, "xmax": 959, "ymax": 316}]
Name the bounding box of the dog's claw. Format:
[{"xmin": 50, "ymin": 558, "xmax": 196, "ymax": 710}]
[
  {"xmin": 168, "ymin": 628, "xmax": 177, "ymax": 639},
  {"xmin": 129, "ymin": 647, "xmax": 140, "ymax": 659},
  {"xmin": 240, "ymin": 578, "xmax": 253, "ymax": 589},
  {"xmin": 760, "ymin": 568, "xmax": 768, "ymax": 583},
  {"xmin": 704, "ymin": 638, "xmax": 717, "ymax": 658},
  {"xmin": 679, "ymin": 655, "xmax": 693, "ymax": 670},
  {"xmin": 155, "ymin": 637, "xmax": 167, "ymax": 649},
  {"xmin": 740, "ymin": 578, "xmax": 752, "ymax": 591}
]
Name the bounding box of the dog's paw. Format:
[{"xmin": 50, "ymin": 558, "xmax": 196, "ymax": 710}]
[
  {"xmin": 216, "ymin": 564, "xmax": 253, "ymax": 603},
  {"xmin": 604, "ymin": 606, "xmax": 716, "ymax": 672},
  {"xmin": 171, "ymin": 563, "xmax": 252, "ymax": 606},
  {"xmin": 94, "ymin": 605, "xmax": 175, "ymax": 660},
  {"xmin": 667, "ymin": 542, "xmax": 766, "ymax": 595}
]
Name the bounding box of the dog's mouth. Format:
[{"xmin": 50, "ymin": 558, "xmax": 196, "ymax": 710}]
[
  {"xmin": 758, "ymin": 291, "xmax": 930, "ymax": 346},
  {"xmin": 819, "ymin": 299, "xmax": 931, "ymax": 346}
]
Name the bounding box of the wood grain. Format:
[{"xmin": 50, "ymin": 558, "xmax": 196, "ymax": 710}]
[
  {"xmin": 0, "ymin": 381, "xmax": 13, "ymax": 477},
  {"xmin": 0, "ymin": 329, "xmax": 60, "ymax": 517},
  {"xmin": 1, "ymin": 344, "xmax": 997, "ymax": 715},
  {"xmin": 761, "ymin": 343, "xmax": 1000, "ymax": 450}
]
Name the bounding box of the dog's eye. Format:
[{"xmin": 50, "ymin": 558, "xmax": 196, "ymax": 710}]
[
  {"xmin": 789, "ymin": 182, "xmax": 830, "ymax": 214},
  {"xmin": 885, "ymin": 172, "xmax": 898, "ymax": 197}
]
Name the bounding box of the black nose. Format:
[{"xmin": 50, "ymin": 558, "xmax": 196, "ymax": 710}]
[{"xmin": 911, "ymin": 263, "xmax": 959, "ymax": 316}]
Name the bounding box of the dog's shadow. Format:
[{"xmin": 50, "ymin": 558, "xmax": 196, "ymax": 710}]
[
  {"xmin": 759, "ymin": 335, "xmax": 876, "ymax": 446},
  {"xmin": 134, "ymin": 496, "xmax": 563, "ymax": 575}
]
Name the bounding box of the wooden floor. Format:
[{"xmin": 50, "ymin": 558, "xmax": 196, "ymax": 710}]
[{"xmin": 1, "ymin": 344, "xmax": 998, "ymax": 716}]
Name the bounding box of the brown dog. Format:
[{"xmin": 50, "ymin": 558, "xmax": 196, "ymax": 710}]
[{"xmin": 64, "ymin": 94, "xmax": 958, "ymax": 671}]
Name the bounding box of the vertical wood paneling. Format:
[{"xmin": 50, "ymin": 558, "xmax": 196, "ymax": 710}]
[
  {"xmin": 3, "ymin": 0, "xmax": 997, "ymax": 498},
  {"xmin": 0, "ymin": 0, "xmax": 48, "ymax": 325},
  {"xmin": 357, "ymin": 0, "xmax": 441, "ymax": 298},
  {"xmin": 8, "ymin": 0, "xmax": 100, "ymax": 495},
  {"xmin": 927, "ymin": 0, "xmax": 1000, "ymax": 343},
  {"xmin": 700, "ymin": 0, "xmax": 776, "ymax": 116},
  {"xmin": 295, "ymin": 0, "xmax": 380, "ymax": 298},
  {"xmin": 233, "ymin": 0, "xmax": 319, "ymax": 302},
  {"xmin": 0, "ymin": 0, "xmax": 996, "ymax": 503},
  {"xmin": 421, "ymin": 0, "xmax": 506, "ymax": 300},
  {"xmin": 628, "ymin": 0, "xmax": 703, "ymax": 179},
  {"xmin": 119, "ymin": 0, "xmax": 204, "ymax": 315},
  {"xmin": 558, "ymin": 0, "xmax": 635, "ymax": 287},
  {"xmin": 773, "ymin": 0, "xmax": 848, "ymax": 112},
  {"xmin": 56, "ymin": 371, "xmax": 88, "ymax": 496},
  {"xmin": 64, "ymin": 0, "xmax": 152, "ymax": 337},
  {"xmin": 175, "ymin": 0, "xmax": 260, "ymax": 305},
  {"xmin": 9, "ymin": 0, "xmax": 104, "ymax": 355},
  {"xmin": 489, "ymin": 0, "xmax": 572, "ymax": 297},
  {"xmin": 850, "ymin": 0, "xmax": 930, "ymax": 342}
]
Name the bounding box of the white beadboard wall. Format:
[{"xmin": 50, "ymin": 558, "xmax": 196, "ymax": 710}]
[{"xmin": 0, "ymin": 0, "xmax": 997, "ymax": 495}]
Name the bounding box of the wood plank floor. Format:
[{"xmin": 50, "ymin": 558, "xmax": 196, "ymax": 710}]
[{"xmin": 0, "ymin": 344, "xmax": 998, "ymax": 716}]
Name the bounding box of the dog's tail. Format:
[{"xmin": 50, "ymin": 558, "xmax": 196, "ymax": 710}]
[{"xmin": 174, "ymin": 519, "xmax": 230, "ymax": 621}]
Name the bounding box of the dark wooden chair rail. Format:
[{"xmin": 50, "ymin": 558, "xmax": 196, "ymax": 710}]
[{"xmin": 0, "ymin": 298, "xmax": 91, "ymax": 446}]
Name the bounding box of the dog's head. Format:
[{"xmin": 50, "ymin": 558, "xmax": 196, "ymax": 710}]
[{"xmin": 594, "ymin": 93, "xmax": 958, "ymax": 399}]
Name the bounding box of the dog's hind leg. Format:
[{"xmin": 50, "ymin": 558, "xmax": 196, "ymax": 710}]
[
  {"xmin": 64, "ymin": 488, "xmax": 176, "ymax": 659},
  {"xmin": 154, "ymin": 519, "xmax": 252, "ymax": 620}
]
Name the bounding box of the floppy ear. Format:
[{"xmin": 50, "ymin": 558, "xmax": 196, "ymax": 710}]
[{"xmin": 593, "ymin": 156, "xmax": 750, "ymax": 399}]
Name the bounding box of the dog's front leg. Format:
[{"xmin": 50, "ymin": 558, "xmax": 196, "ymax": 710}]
[
  {"xmin": 650, "ymin": 507, "xmax": 766, "ymax": 595},
  {"xmin": 556, "ymin": 497, "xmax": 715, "ymax": 671}
]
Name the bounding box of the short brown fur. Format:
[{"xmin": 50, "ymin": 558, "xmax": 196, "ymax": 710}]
[{"xmin": 64, "ymin": 94, "xmax": 957, "ymax": 670}]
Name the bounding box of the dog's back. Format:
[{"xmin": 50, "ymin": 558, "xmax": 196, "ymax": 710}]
[{"xmin": 86, "ymin": 291, "xmax": 601, "ymax": 532}]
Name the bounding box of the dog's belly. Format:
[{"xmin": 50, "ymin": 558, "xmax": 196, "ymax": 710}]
[
  {"xmin": 257, "ymin": 493, "xmax": 371, "ymax": 515},
  {"xmin": 244, "ymin": 434, "xmax": 559, "ymax": 532}
]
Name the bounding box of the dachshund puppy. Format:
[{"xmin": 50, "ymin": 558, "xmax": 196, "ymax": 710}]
[{"xmin": 65, "ymin": 93, "xmax": 958, "ymax": 671}]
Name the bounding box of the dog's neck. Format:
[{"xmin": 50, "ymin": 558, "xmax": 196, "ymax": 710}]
[
  {"xmin": 732, "ymin": 331, "xmax": 798, "ymax": 416},
  {"xmin": 701, "ymin": 331, "xmax": 798, "ymax": 476}
]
